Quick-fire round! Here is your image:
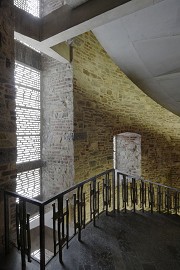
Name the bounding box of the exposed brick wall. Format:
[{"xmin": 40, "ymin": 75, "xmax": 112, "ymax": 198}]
[
  {"xmin": 41, "ymin": 56, "xmax": 74, "ymax": 199},
  {"xmin": 73, "ymin": 32, "xmax": 180, "ymax": 187},
  {"xmin": 0, "ymin": 0, "xmax": 16, "ymax": 250}
]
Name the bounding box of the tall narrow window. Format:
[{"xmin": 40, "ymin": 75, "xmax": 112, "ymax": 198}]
[{"xmin": 15, "ymin": 62, "xmax": 41, "ymax": 198}]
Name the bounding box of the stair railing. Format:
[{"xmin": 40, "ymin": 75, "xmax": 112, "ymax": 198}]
[{"xmin": 3, "ymin": 168, "xmax": 180, "ymax": 270}]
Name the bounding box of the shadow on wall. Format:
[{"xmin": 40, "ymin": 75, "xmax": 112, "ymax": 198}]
[{"xmin": 73, "ymin": 32, "xmax": 180, "ymax": 186}]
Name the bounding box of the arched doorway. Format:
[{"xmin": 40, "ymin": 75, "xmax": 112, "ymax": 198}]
[{"xmin": 113, "ymin": 132, "xmax": 141, "ymax": 177}]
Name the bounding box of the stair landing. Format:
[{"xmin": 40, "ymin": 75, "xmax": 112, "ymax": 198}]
[{"xmin": 1, "ymin": 211, "xmax": 180, "ymax": 270}]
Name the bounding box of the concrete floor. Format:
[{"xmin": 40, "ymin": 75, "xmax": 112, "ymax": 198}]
[{"xmin": 1, "ymin": 211, "xmax": 180, "ymax": 270}]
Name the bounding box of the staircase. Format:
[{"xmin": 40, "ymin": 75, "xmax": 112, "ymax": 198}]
[{"xmin": 2, "ymin": 169, "xmax": 180, "ymax": 270}]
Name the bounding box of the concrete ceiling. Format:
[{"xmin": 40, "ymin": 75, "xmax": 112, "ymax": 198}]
[
  {"xmin": 66, "ymin": 0, "xmax": 89, "ymax": 8},
  {"xmin": 93, "ymin": 0, "xmax": 180, "ymax": 116}
]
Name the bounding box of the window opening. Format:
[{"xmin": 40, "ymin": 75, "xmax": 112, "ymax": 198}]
[
  {"xmin": 16, "ymin": 168, "xmax": 41, "ymax": 198},
  {"xmin": 14, "ymin": 0, "xmax": 40, "ymax": 17},
  {"xmin": 15, "ymin": 62, "xmax": 41, "ymax": 198},
  {"xmin": 15, "ymin": 62, "xmax": 41, "ymax": 164}
]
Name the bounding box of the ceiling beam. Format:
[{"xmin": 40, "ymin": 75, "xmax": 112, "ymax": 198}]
[{"xmin": 14, "ymin": 0, "xmax": 158, "ymax": 61}]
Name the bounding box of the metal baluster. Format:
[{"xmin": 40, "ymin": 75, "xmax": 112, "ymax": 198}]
[
  {"xmin": 150, "ymin": 184, "xmax": 153, "ymax": 213},
  {"xmin": 58, "ymin": 196, "xmax": 63, "ymax": 263},
  {"xmin": 103, "ymin": 179, "xmax": 105, "ymax": 211},
  {"xmin": 174, "ymin": 192, "xmax": 178, "ymax": 215},
  {"xmin": 144, "ymin": 183, "xmax": 147, "ymax": 208},
  {"xmin": 130, "ymin": 182, "xmax": 133, "ymax": 207},
  {"xmin": 83, "ymin": 192, "xmax": 86, "ymax": 226},
  {"xmin": 66, "ymin": 199, "xmax": 69, "ymax": 249},
  {"xmin": 26, "ymin": 213, "xmax": 31, "ymax": 263},
  {"xmin": 39, "ymin": 204, "xmax": 45, "ymax": 270},
  {"xmin": 52, "ymin": 203, "xmax": 57, "ymax": 256},
  {"xmin": 105, "ymin": 174, "xmax": 109, "ymax": 215},
  {"xmin": 90, "ymin": 183, "xmax": 93, "ymax": 221},
  {"xmin": 141, "ymin": 181, "xmax": 145, "ymax": 213},
  {"xmin": 126, "ymin": 179, "xmax": 129, "ymax": 207},
  {"xmin": 19, "ymin": 200, "xmax": 26, "ymax": 270},
  {"xmin": 132, "ymin": 178, "xmax": 136, "ymax": 212},
  {"xmin": 117, "ymin": 173, "xmax": 120, "ymax": 212},
  {"xmin": 157, "ymin": 186, "xmax": 161, "ymax": 213},
  {"xmin": 167, "ymin": 189, "xmax": 170, "ymax": 214},
  {"xmin": 16, "ymin": 203, "xmax": 20, "ymax": 250},
  {"xmin": 123, "ymin": 175, "xmax": 127, "ymax": 213},
  {"xmin": 80, "ymin": 186, "xmax": 83, "ymax": 228},
  {"xmin": 97, "ymin": 183, "xmax": 100, "ymax": 217},
  {"xmin": 4, "ymin": 192, "xmax": 10, "ymax": 255},
  {"xmin": 73, "ymin": 194, "xmax": 77, "ymax": 234},
  {"xmin": 93, "ymin": 179, "xmax": 97, "ymax": 225},
  {"xmin": 112, "ymin": 170, "xmax": 116, "ymax": 213}
]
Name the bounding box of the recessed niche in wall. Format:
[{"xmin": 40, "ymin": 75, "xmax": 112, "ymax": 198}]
[{"xmin": 114, "ymin": 132, "xmax": 141, "ymax": 177}]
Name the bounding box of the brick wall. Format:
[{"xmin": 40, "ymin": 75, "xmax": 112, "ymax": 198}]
[
  {"xmin": 41, "ymin": 56, "xmax": 74, "ymax": 199},
  {"xmin": 73, "ymin": 32, "xmax": 180, "ymax": 187},
  {"xmin": 0, "ymin": 0, "xmax": 16, "ymax": 250}
]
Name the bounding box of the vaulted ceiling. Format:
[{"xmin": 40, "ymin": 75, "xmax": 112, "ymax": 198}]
[{"xmin": 93, "ymin": 0, "xmax": 180, "ymax": 116}]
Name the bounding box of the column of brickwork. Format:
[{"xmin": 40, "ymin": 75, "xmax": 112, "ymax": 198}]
[
  {"xmin": 0, "ymin": 0, "xmax": 16, "ymax": 251},
  {"xmin": 41, "ymin": 56, "xmax": 74, "ymax": 199}
]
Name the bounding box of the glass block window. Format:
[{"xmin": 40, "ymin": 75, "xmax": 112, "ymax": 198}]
[
  {"xmin": 15, "ymin": 62, "xmax": 41, "ymax": 164},
  {"xmin": 16, "ymin": 169, "xmax": 41, "ymax": 198},
  {"xmin": 14, "ymin": 0, "xmax": 40, "ymax": 17}
]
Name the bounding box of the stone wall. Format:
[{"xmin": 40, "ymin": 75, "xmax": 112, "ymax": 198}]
[
  {"xmin": 41, "ymin": 56, "xmax": 74, "ymax": 199},
  {"xmin": 73, "ymin": 32, "xmax": 180, "ymax": 187},
  {"xmin": 0, "ymin": 0, "xmax": 16, "ymax": 251}
]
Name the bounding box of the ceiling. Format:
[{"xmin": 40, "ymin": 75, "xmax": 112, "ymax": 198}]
[{"xmin": 93, "ymin": 0, "xmax": 180, "ymax": 116}]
